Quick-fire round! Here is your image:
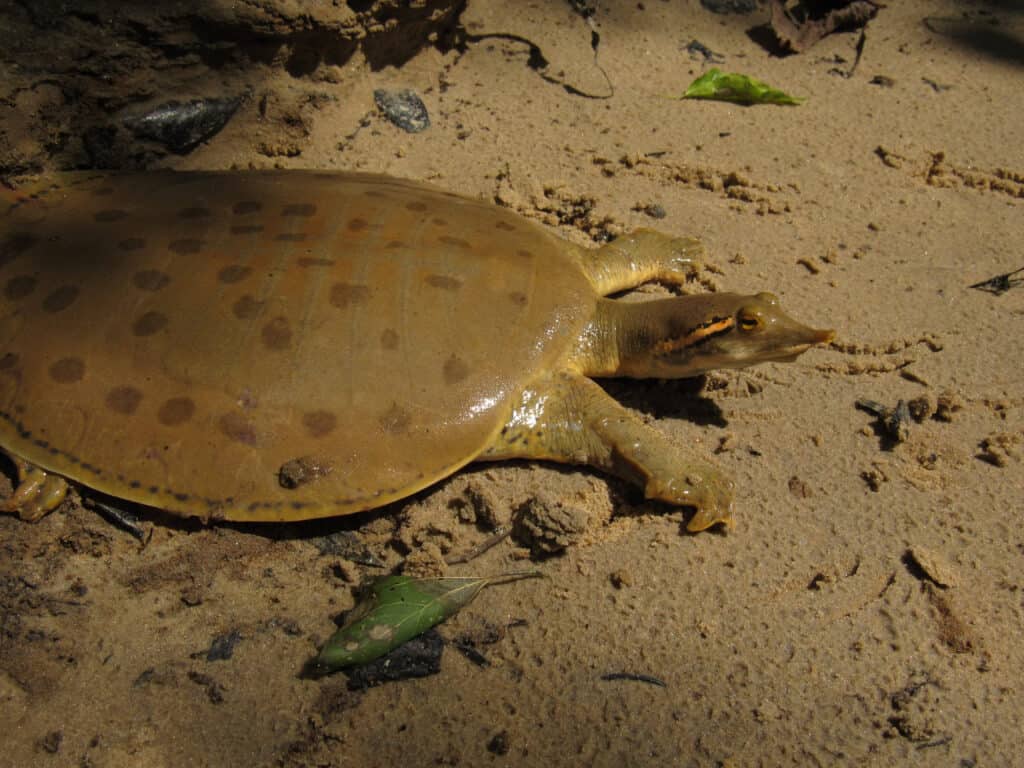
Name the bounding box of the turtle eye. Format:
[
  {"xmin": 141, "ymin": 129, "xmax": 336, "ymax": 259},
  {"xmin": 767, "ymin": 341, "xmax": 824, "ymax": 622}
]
[{"xmin": 738, "ymin": 308, "xmax": 762, "ymax": 332}]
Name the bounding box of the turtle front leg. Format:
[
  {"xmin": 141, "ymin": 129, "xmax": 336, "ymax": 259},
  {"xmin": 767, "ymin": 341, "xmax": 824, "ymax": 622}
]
[
  {"xmin": 577, "ymin": 229, "xmax": 706, "ymax": 296},
  {"xmin": 480, "ymin": 372, "xmax": 734, "ymax": 531},
  {"xmin": 0, "ymin": 455, "xmax": 69, "ymax": 522}
]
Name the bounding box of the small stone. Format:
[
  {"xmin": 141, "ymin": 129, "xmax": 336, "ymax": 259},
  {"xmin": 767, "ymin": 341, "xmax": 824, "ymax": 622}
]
[
  {"xmin": 632, "ymin": 201, "xmax": 666, "ymax": 219},
  {"xmin": 905, "ymin": 546, "xmax": 958, "ymax": 588},
  {"xmin": 123, "ymin": 96, "xmax": 243, "ymax": 154},
  {"xmin": 609, "ymin": 569, "xmax": 633, "ymax": 589},
  {"xmin": 374, "ymin": 89, "xmax": 430, "ymax": 133},
  {"xmin": 487, "ymin": 730, "xmax": 510, "ymax": 755}
]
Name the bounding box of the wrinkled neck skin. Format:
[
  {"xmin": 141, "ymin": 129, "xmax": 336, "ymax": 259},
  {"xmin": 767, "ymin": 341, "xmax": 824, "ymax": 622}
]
[{"xmin": 573, "ymin": 298, "xmax": 684, "ymax": 378}]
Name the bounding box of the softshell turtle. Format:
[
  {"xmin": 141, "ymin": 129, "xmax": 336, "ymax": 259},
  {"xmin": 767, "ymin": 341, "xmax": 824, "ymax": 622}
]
[{"xmin": 0, "ymin": 170, "xmax": 832, "ymax": 531}]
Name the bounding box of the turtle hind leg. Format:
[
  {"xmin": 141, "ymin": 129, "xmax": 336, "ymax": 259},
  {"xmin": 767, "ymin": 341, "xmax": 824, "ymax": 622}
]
[
  {"xmin": 577, "ymin": 229, "xmax": 709, "ymax": 295},
  {"xmin": 480, "ymin": 371, "xmax": 734, "ymax": 532},
  {"xmin": 0, "ymin": 455, "xmax": 69, "ymax": 522}
]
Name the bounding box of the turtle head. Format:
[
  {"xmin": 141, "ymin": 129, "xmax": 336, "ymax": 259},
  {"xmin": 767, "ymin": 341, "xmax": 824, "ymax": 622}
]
[{"xmin": 613, "ymin": 292, "xmax": 833, "ymax": 379}]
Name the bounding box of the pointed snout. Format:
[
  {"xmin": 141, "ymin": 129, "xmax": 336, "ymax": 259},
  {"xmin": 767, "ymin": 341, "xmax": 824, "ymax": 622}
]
[{"xmin": 813, "ymin": 327, "xmax": 835, "ymax": 345}]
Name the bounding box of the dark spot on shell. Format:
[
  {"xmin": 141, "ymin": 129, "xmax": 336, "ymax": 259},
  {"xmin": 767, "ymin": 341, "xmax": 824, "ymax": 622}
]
[
  {"xmin": 275, "ymin": 233, "xmax": 307, "ymax": 243},
  {"xmin": 105, "ymin": 385, "xmax": 143, "ymax": 415},
  {"xmin": 231, "ymin": 224, "xmax": 264, "ymax": 235},
  {"xmin": 425, "ymin": 274, "xmax": 462, "ymax": 291},
  {"xmin": 347, "ymin": 218, "xmax": 368, "ymax": 232},
  {"xmin": 495, "ymin": 221, "xmax": 515, "ymax": 231},
  {"xmin": 233, "ymin": 201, "xmax": 261, "ymax": 215},
  {"xmin": 0, "ymin": 233, "xmax": 38, "ymax": 267},
  {"xmin": 364, "ymin": 189, "xmax": 387, "ymax": 198},
  {"xmin": 219, "ymin": 412, "xmax": 257, "ymax": 446},
  {"xmin": 261, "ymin": 316, "xmax": 292, "ymax": 350},
  {"xmin": 406, "ymin": 201, "xmax": 428, "ymax": 212},
  {"xmin": 431, "ymin": 217, "xmax": 448, "ymax": 227},
  {"xmin": 169, "ymin": 238, "xmax": 203, "ymax": 255},
  {"xmin": 443, "ymin": 354, "xmax": 469, "ymax": 385},
  {"xmin": 0, "ymin": 352, "xmax": 19, "ymax": 370},
  {"xmin": 133, "ymin": 310, "xmax": 168, "ymax": 337},
  {"xmin": 329, "ymin": 282, "xmax": 370, "ymax": 308},
  {"xmin": 302, "ymin": 410, "xmax": 337, "ymax": 438},
  {"xmin": 179, "ymin": 207, "xmax": 211, "ymax": 219},
  {"xmin": 380, "ymin": 328, "xmax": 399, "ymax": 350},
  {"xmin": 49, "ymin": 357, "xmax": 85, "ymax": 383},
  {"xmin": 385, "ymin": 240, "xmax": 406, "ymax": 249},
  {"xmin": 4, "ymin": 275, "xmax": 37, "ymax": 301},
  {"xmin": 158, "ymin": 397, "xmax": 195, "ymax": 426},
  {"xmin": 218, "ymin": 265, "xmax": 252, "ymax": 284},
  {"xmin": 42, "ymin": 285, "xmax": 79, "ymax": 313},
  {"xmin": 233, "ymin": 294, "xmax": 264, "ymax": 319},
  {"xmin": 517, "ymin": 249, "xmax": 534, "ymax": 259},
  {"xmin": 94, "ymin": 209, "xmax": 128, "ymax": 223},
  {"xmin": 508, "ymin": 291, "xmax": 528, "ymax": 307},
  {"xmin": 118, "ymin": 238, "xmax": 146, "ymax": 251},
  {"xmin": 379, "ymin": 403, "xmax": 411, "ymax": 434},
  {"xmin": 297, "ymin": 257, "xmax": 334, "ymax": 268},
  {"xmin": 282, "ymin": 203, "xmax": 316, "ymax": 217},
  {"xmin": 133, "ymin": 269, "xmax": 171, "ymax": 291},
  {"xmin": 439, "ymin": 235, "xmax": 471, "ymax": 249}
]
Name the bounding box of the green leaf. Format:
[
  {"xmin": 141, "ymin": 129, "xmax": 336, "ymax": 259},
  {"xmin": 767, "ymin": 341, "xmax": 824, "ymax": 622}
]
[
  {"xmin": 316, "ymin": 572, "xmax": 538, "ymax": 670},
  {"xmin": 681, "ymin": 68, "xmax": 804, "ymax": 106}
]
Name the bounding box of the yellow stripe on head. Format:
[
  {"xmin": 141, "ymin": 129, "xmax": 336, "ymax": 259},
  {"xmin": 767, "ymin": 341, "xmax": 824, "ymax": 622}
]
[{"xmin": 653, "ymin": 316, "xmax": 735, "ymax": 357}]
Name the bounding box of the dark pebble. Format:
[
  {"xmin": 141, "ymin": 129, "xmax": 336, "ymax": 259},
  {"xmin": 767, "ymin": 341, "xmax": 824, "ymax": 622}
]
[
  {"xmin": 123, "ymin": 96, "xmax": 243, "ymax": 154},
  {"xmin": 374, "ymin": 89, "xmax": 430, "ymax": 133}
]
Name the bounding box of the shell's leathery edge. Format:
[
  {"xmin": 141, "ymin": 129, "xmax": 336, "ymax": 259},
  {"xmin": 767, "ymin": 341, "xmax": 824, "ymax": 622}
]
[{"xmin": 0, "ymin": 170, "xmax": 595, "ymax": 521}]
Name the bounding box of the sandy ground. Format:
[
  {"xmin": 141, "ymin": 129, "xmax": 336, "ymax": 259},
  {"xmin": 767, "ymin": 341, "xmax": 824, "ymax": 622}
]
[{"xmin": 1, "ymin": 1, "xmax": 1023, "ymax": 765}]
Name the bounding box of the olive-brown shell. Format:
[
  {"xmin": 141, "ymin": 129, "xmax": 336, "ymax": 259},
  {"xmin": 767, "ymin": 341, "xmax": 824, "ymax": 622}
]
[{"xmin": 0, "ymin": 171, "xmax": 595, "ymax": 521}]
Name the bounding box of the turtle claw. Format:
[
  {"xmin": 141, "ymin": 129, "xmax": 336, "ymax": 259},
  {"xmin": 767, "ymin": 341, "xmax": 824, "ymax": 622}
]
[{"xmin": 644, "ymin": 469, "xmax": 735, "ymax": 532}]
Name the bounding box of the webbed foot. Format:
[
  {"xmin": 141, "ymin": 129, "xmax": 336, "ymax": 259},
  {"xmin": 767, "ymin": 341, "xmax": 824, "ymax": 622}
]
[
  {"xmin": 580, "ymin": 229, "xmax": 706, "ymax": 295},
  {"xmin": 482, "ymin": 372, "xmax": 736, "ymax": 532},
  {"xmin": 0, "ymin": 456, "xmax": 69, "ymax": 522},
  {"xmin": 643, "ymin": 467, "xmax": 735, "ymax": 532}
]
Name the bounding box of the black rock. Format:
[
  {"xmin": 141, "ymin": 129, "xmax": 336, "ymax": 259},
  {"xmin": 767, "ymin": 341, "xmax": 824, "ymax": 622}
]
[
  {"xmin": 123, "ymin": 96, "xmax": 243, "ymax": 154},
  {"xmin": 374, "ymin": 89, "xmax": 430, "ymax": 133}
]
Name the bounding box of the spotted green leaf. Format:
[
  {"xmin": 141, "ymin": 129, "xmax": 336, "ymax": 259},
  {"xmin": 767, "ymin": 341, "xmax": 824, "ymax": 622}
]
[
  {"xmin": 681, "ymin": 68, "xmax": 804, "ymax": 106},
  {"xmin": 317, "ymin": 572, "xmax": 537, "ymax": 670}
]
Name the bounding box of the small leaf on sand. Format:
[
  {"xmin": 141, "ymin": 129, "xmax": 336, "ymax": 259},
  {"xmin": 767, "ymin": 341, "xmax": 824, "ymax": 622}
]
[
  {"xmin": 681, "ymin": 68, "xmax": 804, "ymax": 105},
  {"xmin": 317, "ymin": 572, "xmax": 538, "ymax": 671}
]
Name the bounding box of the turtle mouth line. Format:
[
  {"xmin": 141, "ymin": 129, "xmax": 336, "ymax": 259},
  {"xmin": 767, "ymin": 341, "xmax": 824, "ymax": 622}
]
[{"xmin": 765, "ymin": 330, "xmax": 834, "ymax": 363}]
